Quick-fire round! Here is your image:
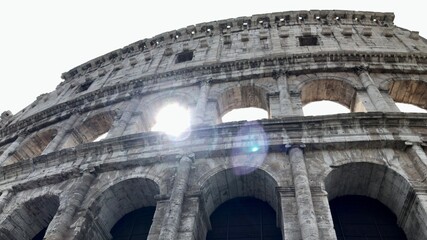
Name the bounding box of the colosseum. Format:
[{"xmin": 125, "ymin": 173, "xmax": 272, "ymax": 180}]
[{"xmin": 0, "ymin": 9, "xmax": 426, "ymax": 240}]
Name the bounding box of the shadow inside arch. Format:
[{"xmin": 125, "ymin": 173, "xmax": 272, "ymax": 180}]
[{"xmin": 325, "ymin": 162, "xmax": 426, "ymax": 239}]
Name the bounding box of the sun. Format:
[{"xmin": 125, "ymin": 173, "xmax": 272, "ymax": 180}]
[{"xmin": 151, "ymin": 103, "xmax": 191, "ymax": 137}]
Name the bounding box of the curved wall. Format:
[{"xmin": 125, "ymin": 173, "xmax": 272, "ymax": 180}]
[{"xmin": 0, "ymin": 10, "xmax": 426, "ymax": 240}]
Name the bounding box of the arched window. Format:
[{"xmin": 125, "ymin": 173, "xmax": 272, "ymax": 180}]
[
  {"xmin": 331, "ymin": 195, "xmax": 407, "ymax": 239},
  {"xmin": 110, "ymin": 206, "xmax": 155, "ymax": 239},
  {"xmin": 303, "ymin": 100, "xmax": 350, "ymax": 116},
  {"xmin": 217, "ymin": 85, "xmax": 269, "ymax": 123},
  {"xmin": 300, "ymin": 79, "xmax": 357, "ymax": 115},
  {"xmin": 396, "ymin": 102, "xmax": 427, "ymax": 113},
  {"xmin": 206, "ymin": 197, "xmax": 282, "ymax": 240},
  {"xmin": 222, "ymin": 107, "xmax": 268, "ymax": 123},
  {"xmin": 388, "ymin": 80, "xmax": 427, "ymax": 111}
]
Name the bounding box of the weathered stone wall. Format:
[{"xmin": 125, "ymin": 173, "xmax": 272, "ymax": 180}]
[{"xmin": 0, "ymin": 9, "xmax": 426, "ymax": 240}]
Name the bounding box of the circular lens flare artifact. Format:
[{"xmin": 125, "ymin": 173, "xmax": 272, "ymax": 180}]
[{"xmin": 231, "ymin": 122, "xmax": 268, "ymax": 176}]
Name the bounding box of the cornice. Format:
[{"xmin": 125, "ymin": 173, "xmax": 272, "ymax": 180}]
[
  {"xmin": 0, "ymin": 112, "xmax": 426, "ymax": 190},
  {"xmin": 61, "ymin": 10, "xmax": 395, "ymax": 81},
  {"xmin": 2, "ymin": 51, "xmax": 427, "ymax": 139}
]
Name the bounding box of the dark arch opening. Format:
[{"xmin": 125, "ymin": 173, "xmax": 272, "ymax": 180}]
[
  {"xmin": 331, "ymin": 195, "xmax": 407, "ymax": 240},
  {"xmin": 206, "ymin": 197, "xmax": 282, "ymax": 240},
  {"xmin": 32, "ymin": 228, "xmax": 47, "ymax": 240},
  {"xmin": 110, "ymin": 206, "xmax": 155, "ymax": 240}
]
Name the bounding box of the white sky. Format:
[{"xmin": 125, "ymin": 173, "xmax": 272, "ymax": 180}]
[{"xmin": 0, "ymin": 0, "xmax": 425, "ymax": 115}]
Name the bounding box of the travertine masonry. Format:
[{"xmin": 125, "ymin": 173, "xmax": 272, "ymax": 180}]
[{"xmin": 0, "ymin": 9, "xmax": 426, "ymax": 240}]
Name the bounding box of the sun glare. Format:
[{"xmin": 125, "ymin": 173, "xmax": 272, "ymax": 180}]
[
  {"xmin": 222, "ymin": 107, "xmax": 268, "ymax": 123},
  {"xmin": 151, "ymin": 103, "xmax": 191, "ymax": 136}
]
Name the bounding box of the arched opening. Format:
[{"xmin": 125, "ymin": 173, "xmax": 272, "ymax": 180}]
[
  {"xmin": 110, "ymin": 206, "xmax": 155, "ymax": 239},
  {"xmin": 222, "ymin": 107, "xmax": 268, "ymax": 123},
  {"xmin": 331, "ymin": 195, "xmax": 407, "ymax": 239},
  {"xmin": 325, "ymin": 162, "xmax": 426, "ymax": 239},
  {"xmin": 217, "ymin": 85, "xmax": 269, "ymax": 123},
  {"xmin": 82, "ymin": 178, "xmax": 160, "ymax": 239},
  {"xmin": 61, "ymin": 111, "xmax": 115, "ymax": 149},
  {"xmin": 6, "ymin": 129, "xmax": 57, "ymax": 164},
  {"xmin": 200, "ymin": 168, "xmax": 281, "ymax": 239},
  {"xmin": 303, "ymin": 100, "xmax": 351, "ymax": 116},
  {"xmin": 207, "ymin": 197, "xmax": 282, "ymax": 240},
  {"xmin": 388, "ymin": 80, "xmax": 427, "ymax": 110},
  {"xmin": 396, "ymin": 102, "xmax": 427, "ymax": 113},
  {"xmin": 301, "ymin": 79, "xmax": 357, "ymax": 115},
  {"xmin": 0, "ymin": 195, "xmax": 59, "ymax": 240}
]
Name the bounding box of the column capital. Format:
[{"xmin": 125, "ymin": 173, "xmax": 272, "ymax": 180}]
[
  {"xmin": 284, "ymin": 143, "xmax": 306, "ymax": 154},
  {"xmin": 354, "ymin": 64, "xmax": 370, "ymax": 75},
  {"xmin": 176, "ymin": 152, "xmax": 195, "ymax": 162},
  {"xmin": 272, "ymin": 69, "xmax": 289, "ymax": 80},
  {"xmin": 200, "ymin": 79, "xmax": 211, "ymax": 87}
]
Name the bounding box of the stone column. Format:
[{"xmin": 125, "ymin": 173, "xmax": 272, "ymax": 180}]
[
  {"xmin": 0, "ymin": 189, "xmax": 13, "ymax": 214},
  {"xmin": 177, "ymin": 194, "xmax": 208, "ymax": 240},
  {"xmin": 107, "ymin": 97, "xmax": 141, "ymax": 138},
  {"xmin": 355, "ymin": 66, "xmax": 391, "ymax": 112},
  {"xmin": 0, "ymin": 134, "xmax": 25, "ymax": 165},
  {"xmin": 287, "ymin": 144, "xmax": 320, "ymax": 240},
  {"xmin": 277, "ymin": 187, "xmax": 302, "ymax": 240},
  {"xmin": 311, "ymin": 188, "xmax": 337, "ymax": 240},
  {"xmin": 158, "ymin": 154, "xmax": 193, "ymax": 240},
  {"xmin": 193, "ymin": 81, "xmax": 211, "ymax": 126},
  {"xmin": 42, "ymin": 113, "xmax": 80, "ymax": 155},
  {"xmin": 44, "ymin": 172, "xmax": 95, "ymax": 240},
  {"xmin": 277, "ymin": 72, "xmax": 295, "ymax": 117}
]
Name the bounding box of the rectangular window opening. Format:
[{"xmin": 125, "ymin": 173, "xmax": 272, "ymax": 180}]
[
  {"xmin": 175, "ymin": 51, "xmax": 194, "ymax": 63},
  {"xmin": 299, "ymin": 36, "xmax": 319, "ymax": 46}
]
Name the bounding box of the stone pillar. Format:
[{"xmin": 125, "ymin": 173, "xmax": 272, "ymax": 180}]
[
  {"xmin": 277, "ymin": 187, "xmax": 302, "ymax": 240},
  {"xmin": 193, "ymin": 81, "xmax": 211, "ymax": 126},
  {"xmin": 311, "ymin": 188, "xmax": 337, "ymax": 240},
  {"xmin": 406, "ymin": 143, "xmax": 427, "ymax": 180},
  {"xmin": 271, "ymin": 72, "xmax": 298, "ymax": 118},
  {"xmin": 44, "ymin": 172, "xmax": 95, "ymax": 240},
  {"xmin": 0, "ymin": 135, "xmax": 25, "ymax": 165},
  {"xmin": 355, "ymin": 66, "xmax": 391, "ymax": 112},
  {"xmin": 177, "ymin": 194, "xmax": 208, "ymax": 240},
  {"xmin": 107, "ymin": 97, "xmax": 140, "ymax": 138},
  {"xmin": 42, "ymin": 113, "xmax": 80, "ymax": 155},
  {"xmin": 287, "ymin": 145, "xmax": 320, "ymax": 240},
  {"xmin": 0, "ymin": 189, "xmax": 13, "ymax": 214},
  {"xmin": 158, "ymin": 154, "xmax": 193, "ymax": 240},
  {"xmin": 148, "ymin": 199, "xmax": 170, "ymax": 240}
]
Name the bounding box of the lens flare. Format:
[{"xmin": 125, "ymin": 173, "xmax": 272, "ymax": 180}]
[{"xmin": 231, "ymin": 122, "xmax": 268, "ymax": 175}]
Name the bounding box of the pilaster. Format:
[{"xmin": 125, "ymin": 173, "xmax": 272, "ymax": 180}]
[
  {"xmin": 0, "ymin": 134, "xmax": 25, "ymax": 165},
  {"xmin": 44, "ymin": 172, "xmax": 96, "ymax": 240},
  {"xmin": 355, "ymin": 65, "xmax": 391, "ymax": 112},
  {"xmin": 193, "ymin": 80, "xmax": 211, "ymax": 126},
  {"xmin": 42, "ymin": 113, "xmax": 80, "ymax": 155}
]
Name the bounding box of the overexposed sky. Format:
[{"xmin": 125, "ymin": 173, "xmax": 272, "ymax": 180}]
[{"xmin": 0, "ymin": 0, "xmax": 424, "ymax": 115}]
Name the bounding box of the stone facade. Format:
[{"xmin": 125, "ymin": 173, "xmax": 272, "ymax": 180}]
[{"xmin": 0, "ymin": 10, "xmax": 426, "ymax": 240}]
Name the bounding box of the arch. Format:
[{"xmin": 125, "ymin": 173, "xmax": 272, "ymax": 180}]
[
  {"xmin": 330, "ymin": 195, "xmax": 407, "ymax": 239},
  {"xmin": 216, "ymin": 85, "xmax": 269, "ymax": 122},
  {"xmin": 6, "ymin": 128, "xmax": 57, "ymax": 164},
  {"xmin": 324, "ymin": 162, "xmax": 427, "ymax": 239},
  {"xmin": 300, "ymin": 79, "xmax": 357, "ymax": 109},
  {"xmin": 206, "ymin": 197, "xmax": 282, "ymax": 240},
  {"xmin": 0, "ymin": 194, "xmax": 59, "ymax": 240},
  {"xmin": 200, "ymin": 167, "xmax": 279, "ymax": 218},
  {"xmin": 388, "ymin": 79, "xmax": 427, "ymax": 110},
  {"xmin": 61, "ymin": 111, "xmax": 115, "ymax": 148},
  {"xmin": 80, "ymin": 177, "xmax": 160, "ymax": 239}
]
